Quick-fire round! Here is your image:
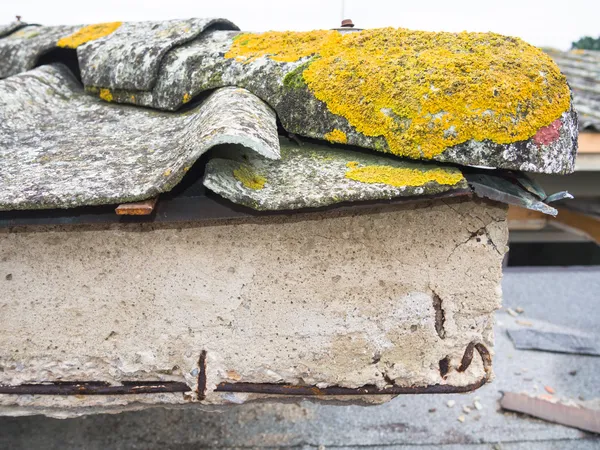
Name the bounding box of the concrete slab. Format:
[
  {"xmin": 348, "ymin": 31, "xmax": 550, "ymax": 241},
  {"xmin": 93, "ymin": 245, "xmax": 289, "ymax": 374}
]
[{"xmin": 0, "ymin": 199, "xmax": 507, "ymax": 413}]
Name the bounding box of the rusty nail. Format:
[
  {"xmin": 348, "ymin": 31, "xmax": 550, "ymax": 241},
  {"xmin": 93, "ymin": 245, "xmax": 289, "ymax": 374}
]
[{"xmin": 197, "ymin": 350, "xmax": 207, "ymax": 400}]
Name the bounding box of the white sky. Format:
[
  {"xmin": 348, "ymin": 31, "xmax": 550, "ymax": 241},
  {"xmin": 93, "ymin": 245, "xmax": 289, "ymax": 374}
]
[{"xmin": 1, "ymin": 0, "xmax": 598, "ymax": 50}]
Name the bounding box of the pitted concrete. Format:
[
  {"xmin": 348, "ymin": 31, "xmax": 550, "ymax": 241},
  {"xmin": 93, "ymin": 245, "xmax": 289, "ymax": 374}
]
[{"xmin": 0, "ymin": 198, "xmax": 507, "ymax": 416}]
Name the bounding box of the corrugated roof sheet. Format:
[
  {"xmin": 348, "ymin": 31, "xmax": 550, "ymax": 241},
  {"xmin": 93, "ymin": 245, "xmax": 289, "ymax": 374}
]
[
  {"xmin": 204, "ymin": 139, "xmax": 469, "ymax": 210},
  {"xmin": 0, "ymin": 19, "xmax": 577, "ymax": 213},
  {"xmin": 545, "ymin": 48, "xmax": 600, "ymax": 131},
  {"xmin": 0, "ymin": 64, "xmax": 278, "ymax": 210}
]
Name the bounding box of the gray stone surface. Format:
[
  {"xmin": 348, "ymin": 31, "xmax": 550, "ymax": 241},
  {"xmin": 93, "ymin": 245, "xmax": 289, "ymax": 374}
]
[
  {"xmin": 78, "ymin": 18, "xmax": 238, "ymax": 91},
  {"xmin": 0, "ymin": 64, "xmax": 279, "ymax": 210},
  {"xmin": 0, "ymin": 268, "xmax": 597, "ymax": 448},
  {"xmin": 546, "ymin": 48, "xmax": 600, "ymax": 131},
  {"xmin": 0, "ymin": 24, "xmax": 80, "ymax": 79},
  {"xmin": 204, "ymin": 138, "xmax": 468, "ymax": 210}
]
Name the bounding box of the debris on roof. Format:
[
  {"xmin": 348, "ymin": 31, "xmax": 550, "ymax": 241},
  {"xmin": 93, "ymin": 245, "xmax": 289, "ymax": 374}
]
[
  {"xmin": 500, "ymin": 392, "xmax": 600, "ymax": 434},
  {"xmin": 466, "ymin": 173, "xmax": 561, "ymax": 216},
  {"xmin": 0, "ymin": 64, "xmax": 278, "ymax": 210},
  {"xmin": 545, "ymin": 48, "xmax": 600, "ymax": 131},
  {"xmin": 0, "ymin": 19, "xmax": 579, "ymax": 214},
  {"xmin": 507, "ymin": 328, "xmax": 600, "ymax": 356}
]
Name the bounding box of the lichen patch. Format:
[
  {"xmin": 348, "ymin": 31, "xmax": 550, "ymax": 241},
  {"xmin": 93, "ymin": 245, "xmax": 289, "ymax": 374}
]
[
  {"xmin": 324, "ymin": 129, "xmax": 347, "ymax": 144},
  {"xmin": 226, "ymin": 28, "xmax": 571, "ymax": 159},
  {"xmin": 233, "ymin": 164, "xmax": 266, "ymax": 190},
  {"xmin": 99, "ymin": 88, "xmax": 113, "ymax": 102},
  {"xmin": 57, "ymin": 22, "xmax": 122, "ymax": 49},
  {"xmin": 345, "ymin": 161, "xmax": 464, "ymax": 187}
]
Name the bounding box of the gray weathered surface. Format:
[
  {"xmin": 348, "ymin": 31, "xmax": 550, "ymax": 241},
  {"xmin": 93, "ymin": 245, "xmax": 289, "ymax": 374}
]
[
  {"xmin": 546, "ymin": 48, "xmax": 600, "ymax": 131},
  {"xmin": 0, "ymin": 19, "xmax": 580, "ymax": 214},
  {"xmin": 0, "ymin": 64, "xmax": 279, "ymax": 210},
  {"xmin": 79, "ymin": 18, "xmax": 238, "ymax": 91},
  {"xmin": 437, "ymin": 107, "xmax": 578, "ymax": 175},
  {"xmin": 204, "ymin": 139, "xmax": 468, "ymax": 210},
  {"xmin": 0, "ymin": 25, "xmax": 80, "ymax": 79},
  {"xmin": 86, "ymin": 27, "xmax": 577, "ymax": 174}
]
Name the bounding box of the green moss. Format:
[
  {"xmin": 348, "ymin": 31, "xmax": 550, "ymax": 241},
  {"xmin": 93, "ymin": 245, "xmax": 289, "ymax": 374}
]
[{"xmin": 282, "ymin": 59, "xmax": 314, "ymax": 89}]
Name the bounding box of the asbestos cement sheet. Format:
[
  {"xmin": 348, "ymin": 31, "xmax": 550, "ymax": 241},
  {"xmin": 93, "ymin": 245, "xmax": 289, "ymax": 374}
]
[
  {"xmin": 0, "ymin": 64, "xmax": 279, "ymax": 211},
  {"xmin": 203, "ymin": 139, "xmax": 468, "ymax": 210}
]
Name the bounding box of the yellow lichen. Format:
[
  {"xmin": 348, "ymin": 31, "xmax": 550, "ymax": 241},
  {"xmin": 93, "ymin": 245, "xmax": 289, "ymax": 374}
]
[
  {"xmin": 345, "ymin": 162, "xmax": 464, "ymax": 187},
  {"xmin": 233, "ymin": 165, "xmax": 266, "ymax": 190},
  {"xmin": 324, "ymin": 129, "xmax": 348, "ymax": 144},
  {"xmin": 57, "ymin": 22, "xmax": 122, "ymax": 49},
  {"xmin": 99, "ymin": 88, "xmax": 113, "ymax": 102},
  {"xmin": 226, "ymin": 29, "xmax": 570, "ymax": 159},
  {"xmin": 183, "ymin": 93, "xmax": 191, "ymax": 104}
]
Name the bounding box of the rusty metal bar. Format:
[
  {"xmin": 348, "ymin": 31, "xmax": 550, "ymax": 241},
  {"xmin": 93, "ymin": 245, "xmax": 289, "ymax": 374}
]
[
  {"xmin": 217, "ymin": 341, "xmax": 491, "ymax": 396},
  {"xmin": 0, "ymin": 378, "xmax": 487, "ymax": 397},
  {"xmin": 215, "ymin": 378, "xmax": 487, "ymax": 395},
  {"xmin": 0, "ymin": 342, "xmax": 492, "ymax": 396},
  {"xmin": 0, "ymin": 381, "xmax": 191, "ymax": 395},
  {"xmin": 458, "ymin": 341, "xmax": 492, "ymax": 377},
  {"xmin": 197, "ymin": 350, "xmax": 207, "ymax": 400}
]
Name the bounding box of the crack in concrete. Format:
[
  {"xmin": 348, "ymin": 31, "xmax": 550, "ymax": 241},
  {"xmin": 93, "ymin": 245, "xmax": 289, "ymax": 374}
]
[
  {"xmin": 432, "ymin": 291, "xmax": 446, "ymax": 340},
  {"xmin": 446, "ymin": 224, "xmax": 502, "ymax": 261}
]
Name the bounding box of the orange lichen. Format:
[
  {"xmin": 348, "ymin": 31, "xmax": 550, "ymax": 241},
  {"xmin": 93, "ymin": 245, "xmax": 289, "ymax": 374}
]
[
  {"xmin": 99, "ymin": 88, "xmax": 113, "ymax": 102},
  {"xmin": 234, "ymin": 165, "xmax": 266, "ymax": 190},
  {"xmin": 226, "ymin": 29, "xmax": 570, "ymax": 159},
  {"xmin": 57, "ymin": 22, "xmax": 122, "ymax": 49},
  {"xmin": 345, "ymin": 162, "xmax": 464, "ymax": 187},
  {"xmin": 183, "ymin": 93, "xmax": 192, "ymax": 104},
  {"xmin": 324, "ymin": 129, "xmax": 348, "ymax": 144},
  {"xmin": 227, "ymin": 31, "xmax": 337, "ymax": 63}
]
